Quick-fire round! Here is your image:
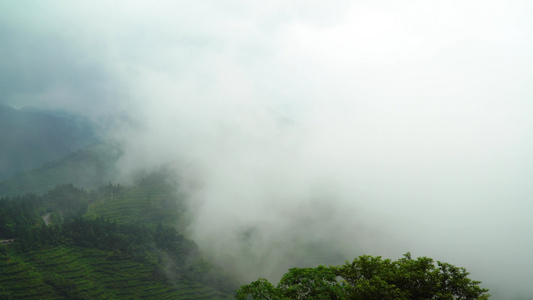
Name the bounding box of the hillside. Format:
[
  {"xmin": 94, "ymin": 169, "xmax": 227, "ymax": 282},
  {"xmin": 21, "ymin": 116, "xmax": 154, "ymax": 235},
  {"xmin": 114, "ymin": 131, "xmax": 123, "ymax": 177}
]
[
  {"xmin": 0, "ymin": 141, "xmax": 121, "ymax": 198},
  {"xmin": 0, "ymin": 246, "xmax": 231, "ymax": 299},
  {"xmin": 0, "ymin": 178, "xmax": 237, "ymax": 299}
]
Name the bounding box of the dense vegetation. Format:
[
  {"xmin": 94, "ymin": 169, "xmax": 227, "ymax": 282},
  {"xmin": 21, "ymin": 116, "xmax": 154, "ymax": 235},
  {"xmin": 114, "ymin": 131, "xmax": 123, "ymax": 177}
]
[
  {"xmin": 237, "ymin": 253, "xmax": 490, "ymax": 299},
  {"xmin": 0, "ymin": 180, "xmax": 236, "ymax": 299},
  {"xmin": 0, "ymin": 182, "xmax": 492, "ymax": 299},
  {"xmin": 0, "ymin": 141, "xmax": 491, "ymax": 299}
]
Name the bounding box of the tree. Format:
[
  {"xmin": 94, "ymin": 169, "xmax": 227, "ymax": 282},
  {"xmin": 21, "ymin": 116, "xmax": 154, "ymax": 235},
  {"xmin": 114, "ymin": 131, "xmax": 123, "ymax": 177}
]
[{"xmin": 236, "ymin": 253, "xmax": 490, "ymax": 300}]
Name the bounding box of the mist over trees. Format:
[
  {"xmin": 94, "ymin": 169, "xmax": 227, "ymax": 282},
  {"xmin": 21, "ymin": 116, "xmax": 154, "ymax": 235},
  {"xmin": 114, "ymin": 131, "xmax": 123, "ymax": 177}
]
[
  {"xmin": 0, "ymin": 176, "xmax": 491, "ymax": 299},
  {"xmin": 1, "ymin": 1, "xmax": 533, "ymax": 298}
]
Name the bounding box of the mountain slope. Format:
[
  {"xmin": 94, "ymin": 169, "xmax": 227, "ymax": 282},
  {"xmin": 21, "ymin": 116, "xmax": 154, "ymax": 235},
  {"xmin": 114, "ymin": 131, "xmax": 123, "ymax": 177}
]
[
  {"xmin": 0, "ymin": 246, "xmax": 230, "ymax": 299},
  {"xmin": 0, "ymin": 178, "xmax": 237, "ymax": 299},
  {"xmin": 0, "ymin": 141, "xmax": 121, "ymax": 198},
  {"xmin": 0, "ymin": 103, "xmax": 97, "ymax": 179}
]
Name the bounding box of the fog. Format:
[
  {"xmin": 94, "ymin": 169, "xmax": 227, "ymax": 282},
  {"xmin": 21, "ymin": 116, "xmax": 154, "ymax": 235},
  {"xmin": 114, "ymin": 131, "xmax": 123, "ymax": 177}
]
[{"xmin": 2, "ymin": 1, "xmax": 533, "ymax": 298}]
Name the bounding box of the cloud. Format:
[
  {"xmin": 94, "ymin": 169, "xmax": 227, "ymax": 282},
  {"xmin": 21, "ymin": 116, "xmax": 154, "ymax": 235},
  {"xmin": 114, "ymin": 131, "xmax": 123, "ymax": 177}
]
[{"xmin": 2, "ymin": 1, "xmax": 533, "ymax": 298}]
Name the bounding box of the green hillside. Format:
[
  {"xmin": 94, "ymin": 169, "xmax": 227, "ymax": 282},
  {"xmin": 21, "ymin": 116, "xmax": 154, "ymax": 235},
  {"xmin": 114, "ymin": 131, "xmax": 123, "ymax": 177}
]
[
  {"xmin": 85, "ymin": 182, "xmax": 185, "ymax": 229},
  {"xmin": 0, "ymin": 246, "xmax": 230, "ymax": 299},
  {"xmin": 0, "ymin": 177, "xmax": 237, "ymax": 299}
]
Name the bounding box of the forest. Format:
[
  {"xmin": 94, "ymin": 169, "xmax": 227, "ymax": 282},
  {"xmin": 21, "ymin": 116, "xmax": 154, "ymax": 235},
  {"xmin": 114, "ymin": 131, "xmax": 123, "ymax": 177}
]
[
  {"xmin": 0, "ymin": 179, "xmax": 490, "ymax": 299},
  {"xmin": 0, "ymin": 181, "xmax": 236, "ymax": 299},
  {"xmin": 0, "ymin": 108, "xmax": 490, "ymax": 299}
]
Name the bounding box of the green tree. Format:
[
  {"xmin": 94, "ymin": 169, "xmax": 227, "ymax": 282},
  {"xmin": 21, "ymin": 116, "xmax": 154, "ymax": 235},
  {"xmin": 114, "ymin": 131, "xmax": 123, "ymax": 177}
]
[{"xmin": 236, "ymin": 253, "xmax": 489, "ymax": 300}]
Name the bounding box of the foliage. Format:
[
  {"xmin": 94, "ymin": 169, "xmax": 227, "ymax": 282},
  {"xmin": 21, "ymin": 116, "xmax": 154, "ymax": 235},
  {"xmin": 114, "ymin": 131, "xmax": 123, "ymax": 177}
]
[
  {"xmin": 0, "ymin": 177, "xmax": 237, "ymax": 298},
  {"xmin": 40, "ymin": 183, "xmax": 92, "ymax": 218},
  {"xmin": 43, "ymin": 273, "xmax": 90, "ymax": 299},
  {"xmin": 0, "ymin": 245, "xmax": 231, "ymax": 299},
  {"xmin": 236, "ymin": 253, "xmax": 490, "ymax": 300},
  {"xmin": 0, "ymin": 194, "xmax": 41, "ymax": 238}
]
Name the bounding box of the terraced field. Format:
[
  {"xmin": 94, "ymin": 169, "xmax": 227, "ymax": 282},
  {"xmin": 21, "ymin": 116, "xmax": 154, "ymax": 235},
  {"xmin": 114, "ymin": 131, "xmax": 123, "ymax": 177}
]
[
  {"xmin": 86, "ymin": 184, "xmax": 184, "ymax": 227},
  {"xmin": 0, "ymin": 171, "xmax": 236, "ymax": 299},
  {"xmin": 0, "ymin": 253, "xmax": 55, "ymax": 298},
  {"xmin": 0, "ymin": 246, "xmax": 232, "ymax": 299}
]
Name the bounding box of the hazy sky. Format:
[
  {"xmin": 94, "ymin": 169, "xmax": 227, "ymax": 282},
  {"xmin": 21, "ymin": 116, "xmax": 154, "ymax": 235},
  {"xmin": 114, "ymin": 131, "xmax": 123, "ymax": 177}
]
[{"xmin": 1, "ymin": 1, "xmax": 533, "ymax": 298}]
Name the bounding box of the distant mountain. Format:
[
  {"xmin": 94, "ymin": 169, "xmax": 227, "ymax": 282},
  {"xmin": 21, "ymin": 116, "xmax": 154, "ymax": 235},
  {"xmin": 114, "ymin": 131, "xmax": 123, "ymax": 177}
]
[
  {"xmin": 0, "ymin": 141, "xmax": 122, "ymax": 198},
  {"xmin": 0, "ymin": 103, "xmax": 98, "ymax": 179}
]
